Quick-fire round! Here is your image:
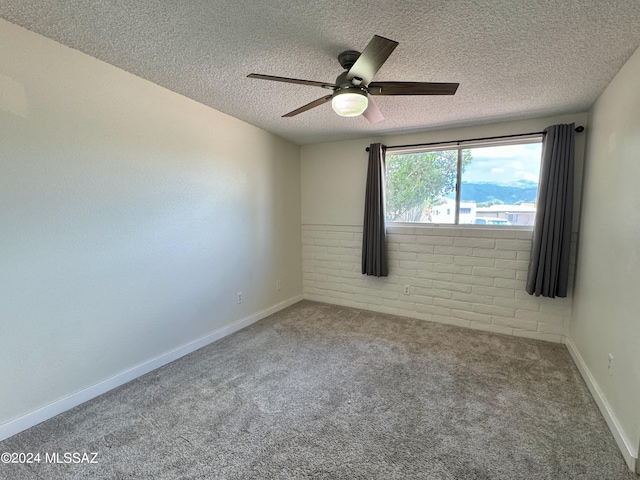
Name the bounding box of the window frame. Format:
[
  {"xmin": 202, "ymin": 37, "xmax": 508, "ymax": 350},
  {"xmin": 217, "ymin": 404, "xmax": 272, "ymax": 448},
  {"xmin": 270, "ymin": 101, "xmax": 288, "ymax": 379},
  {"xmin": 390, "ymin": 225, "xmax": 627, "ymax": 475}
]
[{"xmin": 385, "ymin": 134, "xmax": 543, "ymax": 229}]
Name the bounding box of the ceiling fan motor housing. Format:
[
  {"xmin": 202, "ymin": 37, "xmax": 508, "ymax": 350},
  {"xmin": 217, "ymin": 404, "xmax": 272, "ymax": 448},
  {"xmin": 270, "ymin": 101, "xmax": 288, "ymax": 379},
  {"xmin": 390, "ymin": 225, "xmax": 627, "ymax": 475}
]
[{"xmin": 335, "ymin": 71, "xmax": 364, "ymax": 89}]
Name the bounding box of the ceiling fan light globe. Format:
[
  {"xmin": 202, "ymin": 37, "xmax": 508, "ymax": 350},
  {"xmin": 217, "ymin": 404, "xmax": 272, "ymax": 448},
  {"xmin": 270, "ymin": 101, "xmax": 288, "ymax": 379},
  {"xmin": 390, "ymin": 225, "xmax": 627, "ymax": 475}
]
[{"xmin": 331, "ymin": 91, "xmax": 368, "ymax": 117}]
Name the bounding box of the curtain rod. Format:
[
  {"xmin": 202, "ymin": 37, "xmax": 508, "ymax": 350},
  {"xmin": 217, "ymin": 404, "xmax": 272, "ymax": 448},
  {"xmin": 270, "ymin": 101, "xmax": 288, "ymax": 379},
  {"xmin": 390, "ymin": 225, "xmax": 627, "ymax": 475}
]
[{"xmin": 364, "ymin": 125, "xmax": 584, "ymax": 152}]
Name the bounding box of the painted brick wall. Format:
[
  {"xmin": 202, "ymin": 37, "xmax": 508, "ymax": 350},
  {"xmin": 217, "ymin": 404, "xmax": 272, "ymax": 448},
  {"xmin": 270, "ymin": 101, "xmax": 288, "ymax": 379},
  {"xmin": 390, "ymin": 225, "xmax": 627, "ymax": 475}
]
[{"xmin": 302, "ymin": 224, "xmax": 576, "ymax": 343}]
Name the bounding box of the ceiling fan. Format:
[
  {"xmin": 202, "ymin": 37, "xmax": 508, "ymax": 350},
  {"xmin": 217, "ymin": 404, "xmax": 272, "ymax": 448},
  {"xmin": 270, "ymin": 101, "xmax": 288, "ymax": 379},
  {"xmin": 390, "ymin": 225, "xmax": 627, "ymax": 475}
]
[{"xmin": 248, "ymin": 35, "xmax": 459, "ymax": 123}]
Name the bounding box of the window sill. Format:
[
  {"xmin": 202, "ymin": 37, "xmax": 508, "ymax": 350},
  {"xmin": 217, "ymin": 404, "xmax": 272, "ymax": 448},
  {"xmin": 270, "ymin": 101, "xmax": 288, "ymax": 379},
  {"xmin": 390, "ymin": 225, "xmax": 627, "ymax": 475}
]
[{"xmin": 386, "ymin": 221, "xmax": 534, "ymax": 231}]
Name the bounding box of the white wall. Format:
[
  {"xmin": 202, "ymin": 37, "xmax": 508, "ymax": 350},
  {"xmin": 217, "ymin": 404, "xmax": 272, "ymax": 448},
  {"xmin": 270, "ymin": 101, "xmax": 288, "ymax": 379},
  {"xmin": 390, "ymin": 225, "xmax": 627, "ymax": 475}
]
[
  {"xmin": 301, "ymin": 113, "xmax": 587, "ymax": 342},
  {"xmin": 569, "ymin": 45, "xmax": 640, "ymax": 470},
  {"xmin": 303, "ymin": 225, "xmax": 576, "ymax": 342},
  {"xmin": 0, "ymin": 20, "xmax": 302, "ymax": 430}
]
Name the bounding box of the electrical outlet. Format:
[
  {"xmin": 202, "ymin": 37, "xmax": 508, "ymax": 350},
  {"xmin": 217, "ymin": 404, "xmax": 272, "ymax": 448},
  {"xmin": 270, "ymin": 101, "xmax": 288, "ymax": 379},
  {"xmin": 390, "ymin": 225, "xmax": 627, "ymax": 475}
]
[
  {"xmin": 403, "ymin": 285, "xmax": 411, "ymax": 295},
  {"xmin": 607, "ymin": 354, "xmax": 613, "ymax": 376},
  {"xmin": 276, "ymin": 280, "xmax": 282, "ymax": 291},
  {"xmin": 237, "ymin": 292, "xmax": 243, "ymax": 304}
]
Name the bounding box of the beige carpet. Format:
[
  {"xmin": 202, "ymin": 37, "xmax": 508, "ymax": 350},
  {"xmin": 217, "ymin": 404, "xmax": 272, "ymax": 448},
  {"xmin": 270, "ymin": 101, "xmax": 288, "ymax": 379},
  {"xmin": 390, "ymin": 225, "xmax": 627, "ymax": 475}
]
[{"xmin": 0, "ymin": 300, "xmax": 635, "ymax": 479}]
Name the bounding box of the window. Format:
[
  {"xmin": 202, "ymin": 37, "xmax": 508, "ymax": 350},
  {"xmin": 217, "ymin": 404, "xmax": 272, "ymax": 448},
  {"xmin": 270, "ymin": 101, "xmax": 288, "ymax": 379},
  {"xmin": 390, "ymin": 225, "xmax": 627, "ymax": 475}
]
[
  {"xmin": 385, "ymin": 137, "xmax": 542, "ymax": 226},
  {"xmin": 385, "ymin": 148, "xmax": 458, "ymax": 223}
]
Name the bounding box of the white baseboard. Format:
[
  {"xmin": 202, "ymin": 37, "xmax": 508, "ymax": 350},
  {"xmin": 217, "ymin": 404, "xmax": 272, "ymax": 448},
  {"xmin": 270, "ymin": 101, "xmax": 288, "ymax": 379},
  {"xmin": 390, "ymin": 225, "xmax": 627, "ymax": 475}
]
[
  {"xmin": 564, "ymin": 337, "xmax": 638, "ymax": 473},
  {"xmin": 0, "ymin": 295, "xmax": 303, "ymax": 443}
]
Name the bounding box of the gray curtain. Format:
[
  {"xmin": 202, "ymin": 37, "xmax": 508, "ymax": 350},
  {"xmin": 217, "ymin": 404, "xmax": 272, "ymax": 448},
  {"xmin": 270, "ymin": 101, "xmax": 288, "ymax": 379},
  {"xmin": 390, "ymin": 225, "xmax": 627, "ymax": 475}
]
[
  {"xmin": 362, "ymin": 143, "xmax": 388, "ymax": 277},
  {"xmin": 526, "ymin": 124, "xmax": 575, "ymax": 298}
]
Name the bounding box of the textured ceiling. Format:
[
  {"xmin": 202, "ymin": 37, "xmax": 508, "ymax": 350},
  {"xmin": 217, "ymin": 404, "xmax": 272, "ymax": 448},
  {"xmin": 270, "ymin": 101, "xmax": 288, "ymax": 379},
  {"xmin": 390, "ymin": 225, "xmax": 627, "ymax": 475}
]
[{"xmin": 1, "ymin": 1, "xmax": 640, "ymax": 145}]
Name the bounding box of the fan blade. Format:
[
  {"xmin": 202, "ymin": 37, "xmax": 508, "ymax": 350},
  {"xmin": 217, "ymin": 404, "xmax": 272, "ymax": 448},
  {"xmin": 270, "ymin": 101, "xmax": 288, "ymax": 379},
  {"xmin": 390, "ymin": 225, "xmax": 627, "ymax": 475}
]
[
  {"xmin": 248, "ymin": 74, "xmax": 336, "ymax": 89},
  {"xmin": 368, "ymin": 82, "xmax": 459, "ymax": 95},
  {"xmin": 346, "ymin": 35, "xmax": 398, "ymax": 85},
  {"xmin": 282, "ymin": 95, "xmax": 333, "ymax": 117},
  {"xmin": 362, "ymin": 95, "xmax": 384, "ymax": 124}
]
